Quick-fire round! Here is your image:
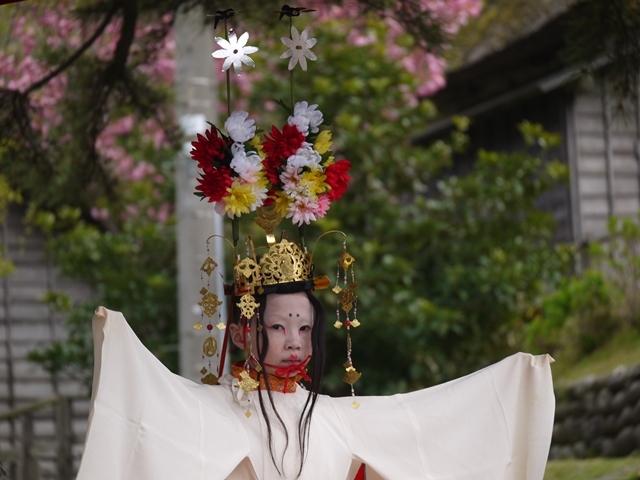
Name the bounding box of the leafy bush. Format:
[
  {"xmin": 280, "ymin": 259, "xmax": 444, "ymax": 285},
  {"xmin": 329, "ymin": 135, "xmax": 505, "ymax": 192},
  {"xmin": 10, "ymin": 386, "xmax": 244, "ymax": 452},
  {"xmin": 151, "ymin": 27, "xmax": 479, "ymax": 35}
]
[
  {"xmin": 526, "ymin": 214, "xmax": 640, "ymax": 360},
  {"xmin": 26, "ymin": 207, "xmax": 177, "ymax": 388},
  {"xmin": 591, "ymin": 215, "xmax": 640, "ymax": 326},
  {"xmin": 525, "ymin": 270, "xmax": 616, "ymax": 358}
]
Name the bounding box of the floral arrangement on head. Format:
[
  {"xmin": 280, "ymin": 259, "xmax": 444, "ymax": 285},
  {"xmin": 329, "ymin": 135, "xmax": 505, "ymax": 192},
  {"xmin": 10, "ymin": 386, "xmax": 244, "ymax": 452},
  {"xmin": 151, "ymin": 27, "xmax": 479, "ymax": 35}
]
[{"xmin": 190, "ymin": 7, "xmax": 351, "ymax": 227}]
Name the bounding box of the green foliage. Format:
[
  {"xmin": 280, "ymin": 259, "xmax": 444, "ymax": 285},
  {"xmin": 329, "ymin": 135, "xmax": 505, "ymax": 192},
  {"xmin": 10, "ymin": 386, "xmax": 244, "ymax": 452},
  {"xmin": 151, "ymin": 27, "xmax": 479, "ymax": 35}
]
[
  {"xmin": 545, "ymin": 456, "xmax": 640, "ymax": 480},
  {"xmin": 591, "ymin": 215, "xmax": 640, "ymax": 326},
  {"xmin": 0, "ymin": 173, "xmax": 21, "ymax": 277},
  {"xmin": 26, "ymin": 208, "xmax": 178, "ymax": 387},
  {"xmin": 27, "ymin": 295, "xmax": 95, "ymax": 385},
  {"xmin": 525, "ymin": 270, "xmax": 615, "ymax": 358},
  {"xmin": 526, "ymin": 213, "xmax": 640, "ymax": 361}
]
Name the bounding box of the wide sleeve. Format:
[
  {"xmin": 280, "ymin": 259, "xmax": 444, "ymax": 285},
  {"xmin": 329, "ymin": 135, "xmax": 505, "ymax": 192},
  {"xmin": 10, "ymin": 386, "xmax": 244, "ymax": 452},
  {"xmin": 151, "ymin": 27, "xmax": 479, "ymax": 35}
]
[
  {"xmin": 331, "ymin": 352, "xmax": 555, "ymax": 480},
  {"xmin": 76, "ymin": 307, "xmax": 250, "ymax": 480}
]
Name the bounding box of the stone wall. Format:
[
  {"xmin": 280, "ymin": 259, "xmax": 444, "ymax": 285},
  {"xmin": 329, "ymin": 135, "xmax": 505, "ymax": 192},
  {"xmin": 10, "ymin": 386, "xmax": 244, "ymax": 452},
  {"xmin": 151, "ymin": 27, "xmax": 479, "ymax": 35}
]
[{"xmin": 551, "ymin": 364, "xmax": 640, "ymax": 459}]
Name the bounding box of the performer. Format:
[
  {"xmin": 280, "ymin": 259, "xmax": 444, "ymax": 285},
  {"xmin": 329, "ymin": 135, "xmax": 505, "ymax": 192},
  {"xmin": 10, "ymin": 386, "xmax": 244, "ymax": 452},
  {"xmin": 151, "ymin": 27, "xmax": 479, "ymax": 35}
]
[
  {"xmin": 77, "ymin": 8, "xmax": 555, "ymax": 479},
  {"xmin": 77, "ymin": 300, "xmax": 553, "ymax": 480}
]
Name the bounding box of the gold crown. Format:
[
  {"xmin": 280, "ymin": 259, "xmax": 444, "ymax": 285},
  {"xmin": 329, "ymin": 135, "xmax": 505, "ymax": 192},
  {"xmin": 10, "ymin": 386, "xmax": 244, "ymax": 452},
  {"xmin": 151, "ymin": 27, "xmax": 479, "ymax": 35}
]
[
  {"xmin": 232, "ymin": 236, "xmax": 328, "ymax": 320},
  {"xmin": 259, "ymin": 239, "xmax": 312, "ymax": 286}
]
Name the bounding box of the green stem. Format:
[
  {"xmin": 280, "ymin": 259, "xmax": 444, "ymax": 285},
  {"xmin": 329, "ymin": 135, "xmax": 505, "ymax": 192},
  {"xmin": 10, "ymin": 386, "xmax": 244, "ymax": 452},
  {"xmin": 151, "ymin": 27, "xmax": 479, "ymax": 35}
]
[
  {"xmin": 290, "ymin": 70, "xmax": 294, "ymax": 109},
  {"xmin": 226, "ymin": 70, "xmax": 231, "ymax": 117},
  {"xmin": 289, "ymin": 16, "xmax": 294, "ymax": 107},
  {"xmin": 224, "ymin": 19, "xmax": 231, "ymax": 117},
  {"xmin": 232, "ymin": 217, "xmax": 239, "ymax": 248},
  {"xmin": 298, "ymin": 224, "xmax": 306, "ymax": 251}
]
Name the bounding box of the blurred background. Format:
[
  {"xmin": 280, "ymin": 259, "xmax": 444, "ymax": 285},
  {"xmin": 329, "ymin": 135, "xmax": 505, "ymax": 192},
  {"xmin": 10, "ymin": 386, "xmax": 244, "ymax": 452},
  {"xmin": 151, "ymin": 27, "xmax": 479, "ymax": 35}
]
[{"xmin": 1, "ymin": 0, "xmax": 639, "ymax": 478}]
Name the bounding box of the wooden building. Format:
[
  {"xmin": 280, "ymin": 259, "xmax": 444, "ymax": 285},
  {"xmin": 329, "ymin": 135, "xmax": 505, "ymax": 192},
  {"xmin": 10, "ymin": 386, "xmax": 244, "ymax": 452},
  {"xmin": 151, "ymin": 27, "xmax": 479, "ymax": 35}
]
[
  {"xmin": 0, "ymin": 204, "xmax": 90, "ymax": 479},
  {"xmin": 413, "ymin": 4, "xmax": 640, "ymax": 245}
]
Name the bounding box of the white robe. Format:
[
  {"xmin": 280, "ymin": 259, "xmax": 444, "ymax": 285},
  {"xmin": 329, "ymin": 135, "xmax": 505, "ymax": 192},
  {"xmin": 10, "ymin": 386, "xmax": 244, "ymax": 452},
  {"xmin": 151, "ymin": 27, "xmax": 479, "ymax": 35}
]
[{"xmin": 77, "ymin": 307, "xmax": 555, "ymax": 480}]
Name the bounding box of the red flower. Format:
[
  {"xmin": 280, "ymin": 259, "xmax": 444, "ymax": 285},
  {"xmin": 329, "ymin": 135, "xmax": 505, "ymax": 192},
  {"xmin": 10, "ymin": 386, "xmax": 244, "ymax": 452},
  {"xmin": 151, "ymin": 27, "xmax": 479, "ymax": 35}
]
[
  {"xmin": 190, "ymin": 127, "xmax": 229, "ymax": 172},
  {"xmin": 325, "ymin": 160, "xmax": 351, "ymax": 201},
  {"xmin": 263, "ymin": 124, "xmax": 305, "ymax": 161},
  {"xmin": 195, "ymin": 166, "xmax": 232, "ymax": 203},
  {"xmin": 263, "ymin": 190, "xmax": 276, "ymax": 207},
  {"xmin": 263, "ymin": 155, "xmax": 282, "ymax": 186}
]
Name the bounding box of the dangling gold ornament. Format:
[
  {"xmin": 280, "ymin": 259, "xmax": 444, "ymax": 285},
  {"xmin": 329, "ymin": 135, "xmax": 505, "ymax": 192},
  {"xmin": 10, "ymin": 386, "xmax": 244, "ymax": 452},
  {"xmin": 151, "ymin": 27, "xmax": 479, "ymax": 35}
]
[
  {"xmin": 203, "ymin": 337, "xmax": 218, "ymax": 357},
  {"xmin": 238, "ymin": 371, "xmax": 259, "ymax": 393}
]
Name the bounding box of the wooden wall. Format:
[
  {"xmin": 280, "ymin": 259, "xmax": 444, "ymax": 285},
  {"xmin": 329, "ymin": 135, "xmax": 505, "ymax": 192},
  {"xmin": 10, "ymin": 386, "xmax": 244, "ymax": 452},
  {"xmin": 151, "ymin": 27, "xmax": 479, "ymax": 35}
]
[
  {"xmin": 446, "ymin": 90, "xmax": 575, "ymax": 243},
  {"xmin": 571, "ymin": 83, "xmax": 640, "ymax": 242},
  {"xmin": 0, "ymin": 204, "xmax": 91, "ymax": 478}
]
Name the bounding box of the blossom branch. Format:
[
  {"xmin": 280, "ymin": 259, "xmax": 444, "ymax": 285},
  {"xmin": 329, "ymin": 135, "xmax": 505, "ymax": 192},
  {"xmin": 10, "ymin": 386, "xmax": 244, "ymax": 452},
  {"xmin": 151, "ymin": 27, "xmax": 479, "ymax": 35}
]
[{"xmin": 23, "ymin": 4, "xmax": 118, "ymax": 96}]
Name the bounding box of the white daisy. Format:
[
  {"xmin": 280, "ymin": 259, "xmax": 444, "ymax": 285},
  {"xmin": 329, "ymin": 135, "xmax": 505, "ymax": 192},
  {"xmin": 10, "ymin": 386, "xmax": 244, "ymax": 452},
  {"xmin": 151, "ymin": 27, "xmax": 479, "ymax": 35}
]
[
  {"xmin": 212, "ymin": 31, "xmax": 259, "ymax": 76},
  {"xmin": 280, "ymin": 26, "xmax": 317, "ymax": 71},
  {"xmin": 225, "ymin": 111, "xmax": 256, "ymax": 143},
  {"xmin": 287, "ymin": 144, "xmax": 322, "ymax": 169},
  {"xmin": 288, "ymin": 101, "xmax": 323, "ymax": 135},
  {"xmin": 230, "ymin": 144, "xmax": 262, "ymax": 183}
]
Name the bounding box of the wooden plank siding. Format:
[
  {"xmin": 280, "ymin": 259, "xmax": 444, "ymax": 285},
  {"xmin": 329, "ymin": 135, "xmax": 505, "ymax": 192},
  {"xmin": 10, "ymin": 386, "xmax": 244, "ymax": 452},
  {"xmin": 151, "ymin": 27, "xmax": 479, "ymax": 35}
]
[
  {"xmin": 444, "ymin": 90, "xmax": 575, "ymax": 243},
  {"xmin": 0, "ymin": 204, "xmax": 91, "ymax": 478},
  {"xmin": 573, "ymin": 85, "xmax": 640, "ymax": 241}
]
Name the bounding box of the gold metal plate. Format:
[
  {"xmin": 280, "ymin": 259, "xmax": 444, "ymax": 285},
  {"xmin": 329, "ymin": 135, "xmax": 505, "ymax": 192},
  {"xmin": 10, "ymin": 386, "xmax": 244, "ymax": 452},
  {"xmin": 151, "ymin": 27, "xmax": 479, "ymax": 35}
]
[{"xmin": 203, "ymin": 337, "xmax": 218, "ymax": 357}]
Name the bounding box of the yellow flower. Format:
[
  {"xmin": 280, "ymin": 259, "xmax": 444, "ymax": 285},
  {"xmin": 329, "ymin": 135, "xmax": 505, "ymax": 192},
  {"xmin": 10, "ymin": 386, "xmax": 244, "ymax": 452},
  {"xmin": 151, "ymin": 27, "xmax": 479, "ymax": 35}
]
[
  {"xmin": 324, "ymin": 155, "xmax": 335, "ymax": 167},
  {"xmin": 273, "ymin": 191, "xmax": 291, "ymax": 218},
  {"xmin": 314, "ymin": 130, "xmax": 332, "ymax": 155},
  {"xmin": 301, "ymin": 169, "xmax": 327, "ymax": 198},
  {"xmin": 249, "ymin": 135, "xmax": 265, "ymax": 158},
  {"xmin": 224, "ymin": 182, "xmax": 255, "ymax": 217}
]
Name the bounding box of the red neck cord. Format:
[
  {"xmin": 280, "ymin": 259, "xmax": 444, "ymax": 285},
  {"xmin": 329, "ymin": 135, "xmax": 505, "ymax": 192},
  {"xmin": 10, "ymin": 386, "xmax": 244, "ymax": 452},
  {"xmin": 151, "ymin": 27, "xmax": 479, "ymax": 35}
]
[{"xmin": 263, "ymin": 356, "xmax": 312, "ymax": 391}]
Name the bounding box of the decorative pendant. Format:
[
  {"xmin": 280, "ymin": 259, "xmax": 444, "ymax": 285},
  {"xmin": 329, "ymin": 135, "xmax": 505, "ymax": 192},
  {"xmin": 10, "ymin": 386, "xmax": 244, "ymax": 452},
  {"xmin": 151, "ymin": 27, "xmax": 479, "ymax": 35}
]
[
  {"xmin": 238, "ymin": 371, "xmax": 259, "ymax": 393},
  {"xmin": 203, "ymin": 337, "xmax": 218, "ymax": 357},
  {"xmin": 342, "ymin": 361, "xmax": 361, "ymax": 385},
  {"xmin": 201, "ymin": 372, "xmax": 219, "ymax": 385}
]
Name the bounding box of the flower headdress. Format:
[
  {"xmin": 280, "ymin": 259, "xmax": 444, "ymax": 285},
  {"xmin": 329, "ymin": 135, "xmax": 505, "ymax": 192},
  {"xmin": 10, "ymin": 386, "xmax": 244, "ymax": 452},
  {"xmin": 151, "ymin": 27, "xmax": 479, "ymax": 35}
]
[{"xmin": 191, "ymin": 6, "xmax": 361, "ymax": 408}]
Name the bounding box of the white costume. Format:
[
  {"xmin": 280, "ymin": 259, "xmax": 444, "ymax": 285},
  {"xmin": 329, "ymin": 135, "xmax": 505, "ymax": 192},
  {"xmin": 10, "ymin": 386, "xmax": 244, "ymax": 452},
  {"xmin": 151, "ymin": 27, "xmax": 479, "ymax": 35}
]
[{"xmin": 77, "ymin": 307, "xmax": 555, "ymax": 480}]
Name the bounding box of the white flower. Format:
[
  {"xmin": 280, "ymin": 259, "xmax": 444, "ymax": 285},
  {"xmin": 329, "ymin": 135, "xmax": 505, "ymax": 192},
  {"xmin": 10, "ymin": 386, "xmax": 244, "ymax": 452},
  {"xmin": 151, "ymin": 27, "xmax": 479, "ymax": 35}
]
[
  {"xmin": 230, "ymin": 144, "xmax": 262, "ymax": 183},
  {"xmin": 250, "ymin": 183, "xmax": 269, "ymax": 209},
  {"xmin": 288, "ymin": 101, "xmax": 323, "ymax": 135},
  {"xmin": 212, "ymin": 31, "xmax": 259, "ymax": 76},
  {"xmin": 287, "ymin": 144, "xmax": 322, "ymax": 169},
  {"xmin": 225, "ymin": 111, "xmax": 255, "ymax": 143},
  {"xmin": 280, "ymin": 26, "xmax": 317, "ymax": 71}
]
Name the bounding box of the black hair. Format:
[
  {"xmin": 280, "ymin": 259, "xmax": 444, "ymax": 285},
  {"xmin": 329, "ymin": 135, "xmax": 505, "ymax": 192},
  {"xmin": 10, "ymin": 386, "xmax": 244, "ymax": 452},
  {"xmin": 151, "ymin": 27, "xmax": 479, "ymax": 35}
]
[{"xmin": 235, "ymin": 290, "xmax": 326, "ymax": 478}]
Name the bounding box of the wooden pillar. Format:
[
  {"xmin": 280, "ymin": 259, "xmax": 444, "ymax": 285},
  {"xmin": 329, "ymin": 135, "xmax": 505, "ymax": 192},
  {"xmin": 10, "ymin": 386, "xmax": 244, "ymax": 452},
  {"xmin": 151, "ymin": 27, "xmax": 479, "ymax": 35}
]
[
  {"xmin": 601, "ymin": 76, "xmax": 615, "ymax": 217},
  {"xmin": 56, "ymin": 398, "xmax": 73, "ymax": 480},
  {"xmin": 21, "ymin": 414, "xmax": 38, "ymax": 480}
]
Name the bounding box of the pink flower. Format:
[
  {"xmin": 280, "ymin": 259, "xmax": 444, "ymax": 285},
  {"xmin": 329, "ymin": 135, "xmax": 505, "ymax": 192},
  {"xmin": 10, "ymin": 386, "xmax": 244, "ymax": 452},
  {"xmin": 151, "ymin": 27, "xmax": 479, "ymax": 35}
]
[
  {"xmin": 90, "ymin": 207, "xmax": 110, "ymax": 221},
  {"xmin": 287, "ymin": 197, "xmax": 320, "ymax": 226},
  {"xmin": 316, "ymin": 194, "xmax": 331, "ymax": 218}
]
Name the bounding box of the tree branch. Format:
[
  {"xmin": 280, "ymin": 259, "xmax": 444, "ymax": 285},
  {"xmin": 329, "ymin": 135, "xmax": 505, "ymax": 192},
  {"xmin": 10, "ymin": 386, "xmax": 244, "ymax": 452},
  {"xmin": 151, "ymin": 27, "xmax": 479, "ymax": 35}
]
[{"xmin": 23, "ymin": 4, "xmax": 118, "ymax": 96}]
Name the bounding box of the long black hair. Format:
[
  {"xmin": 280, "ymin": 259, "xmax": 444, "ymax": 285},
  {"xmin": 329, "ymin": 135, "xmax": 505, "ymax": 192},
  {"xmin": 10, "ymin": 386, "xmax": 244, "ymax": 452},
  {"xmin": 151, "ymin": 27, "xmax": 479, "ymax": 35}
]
[{"xmin": 236, "ymin": 290, "xmax": 326, "ymax": 478}]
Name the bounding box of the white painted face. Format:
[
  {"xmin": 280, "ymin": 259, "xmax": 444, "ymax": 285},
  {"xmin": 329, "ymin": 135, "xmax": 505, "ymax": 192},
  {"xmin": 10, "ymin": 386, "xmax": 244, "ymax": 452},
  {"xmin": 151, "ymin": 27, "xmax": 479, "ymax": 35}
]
[{"xmin": 231, "ymin": 292, "xmax": 314, "ymax": 376}]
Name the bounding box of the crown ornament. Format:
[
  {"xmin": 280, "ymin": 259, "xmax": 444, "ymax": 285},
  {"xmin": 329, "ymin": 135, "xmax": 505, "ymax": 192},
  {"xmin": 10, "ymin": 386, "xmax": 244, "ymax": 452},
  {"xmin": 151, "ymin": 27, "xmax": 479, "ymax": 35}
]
[{"xmin": 191, "ymin": 5, "xmax": 361, "ymax": 399}]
